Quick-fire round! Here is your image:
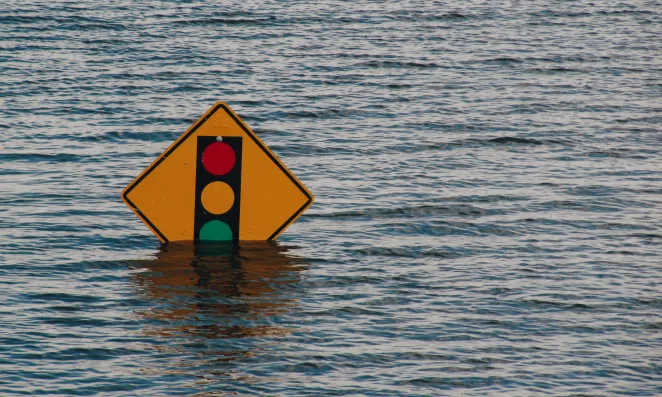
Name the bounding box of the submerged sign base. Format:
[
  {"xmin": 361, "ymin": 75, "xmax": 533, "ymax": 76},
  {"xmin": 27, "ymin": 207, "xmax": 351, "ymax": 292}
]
[{"xmin": 122, "ymin": 102, "xmax": 313, "ymax": 243}]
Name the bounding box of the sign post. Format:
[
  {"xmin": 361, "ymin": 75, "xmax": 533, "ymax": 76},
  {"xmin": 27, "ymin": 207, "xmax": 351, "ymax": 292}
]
[{"xmin": 122, "ymin": 102, "xmax": 313, "ymax": 242}]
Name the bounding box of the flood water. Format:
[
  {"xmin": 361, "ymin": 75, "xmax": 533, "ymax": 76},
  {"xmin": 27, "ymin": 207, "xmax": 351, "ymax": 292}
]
[{"xmin": 2, "ymin": 1, "xmax": 661, "ymax": 396}]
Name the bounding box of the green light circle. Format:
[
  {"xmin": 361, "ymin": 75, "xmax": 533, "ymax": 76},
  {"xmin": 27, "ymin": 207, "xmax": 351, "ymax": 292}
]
[{"xmin": 199, "ymin": 220, "xmax": 233, "ymax": 241}]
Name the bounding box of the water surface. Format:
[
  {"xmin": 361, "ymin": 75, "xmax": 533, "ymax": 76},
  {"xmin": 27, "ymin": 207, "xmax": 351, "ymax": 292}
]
[{"xmin": 1, "ymin": 1, "xmax": 661, "ymax": 395}]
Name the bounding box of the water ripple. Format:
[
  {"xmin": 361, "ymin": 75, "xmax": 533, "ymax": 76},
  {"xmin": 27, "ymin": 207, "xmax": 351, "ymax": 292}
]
[{"xmin": 1, "ymin": 0, "xmax": 661, "ymax": 396}]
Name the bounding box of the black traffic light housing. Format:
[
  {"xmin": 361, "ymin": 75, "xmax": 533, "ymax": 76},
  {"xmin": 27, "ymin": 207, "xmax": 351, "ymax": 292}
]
[{"xmin": 194, "ymin": 136, "xmax": 242, "ymax": 241}]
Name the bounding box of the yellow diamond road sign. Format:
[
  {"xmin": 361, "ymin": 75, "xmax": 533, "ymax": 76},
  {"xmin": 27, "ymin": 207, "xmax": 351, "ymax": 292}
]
[{"xmin": 121, "ymin": 102, "xmax": 314, "ymax": 242}]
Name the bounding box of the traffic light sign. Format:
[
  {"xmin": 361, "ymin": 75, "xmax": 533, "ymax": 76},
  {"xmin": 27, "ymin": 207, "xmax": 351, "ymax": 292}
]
[{"xmin": 121, "ymin": 102, "xmax": 313, "ymax": 242}]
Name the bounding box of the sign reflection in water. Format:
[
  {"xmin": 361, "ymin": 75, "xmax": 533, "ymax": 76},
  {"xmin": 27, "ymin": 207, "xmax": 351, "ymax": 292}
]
[{"xmin": 129, "ymin": 242, "xmax": 307, "ymax": 378}]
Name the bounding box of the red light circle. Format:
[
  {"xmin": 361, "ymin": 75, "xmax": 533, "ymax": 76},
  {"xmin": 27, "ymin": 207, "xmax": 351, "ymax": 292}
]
[{"xmin": 202, "ymin": 142, "xmax": 236, "ymax": 176}]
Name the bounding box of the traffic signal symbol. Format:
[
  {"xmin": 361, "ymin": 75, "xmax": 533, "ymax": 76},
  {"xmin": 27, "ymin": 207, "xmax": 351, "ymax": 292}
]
[
  {"xmin": 194, "ymin": 136, "xmax": 242, "ymax": 241},
  {"xmin": 121, "ymin": 102, "xmax": 313, "ymax": 242}
]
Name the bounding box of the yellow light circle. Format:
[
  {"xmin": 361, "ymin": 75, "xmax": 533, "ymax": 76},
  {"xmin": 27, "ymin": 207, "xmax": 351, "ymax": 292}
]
[{"xmin": 201, "ymin": 181, "xmax": 235, "ymax": 215}]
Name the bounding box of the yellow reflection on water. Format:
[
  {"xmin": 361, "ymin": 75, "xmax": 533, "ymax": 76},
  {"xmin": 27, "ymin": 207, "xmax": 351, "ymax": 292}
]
[{"xmin": 129, "ymin": 241, "xmax": 306, "ymax": 383}]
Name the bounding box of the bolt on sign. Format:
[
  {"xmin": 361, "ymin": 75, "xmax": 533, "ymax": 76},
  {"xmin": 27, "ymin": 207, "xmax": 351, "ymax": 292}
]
[{"xmin": 121, "ymin": 102, "xmax": 314, "ymax": 242}]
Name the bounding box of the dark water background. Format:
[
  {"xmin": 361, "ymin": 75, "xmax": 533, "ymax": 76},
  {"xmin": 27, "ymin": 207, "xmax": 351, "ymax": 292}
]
[{"xmin": 2, "ymin": 1, "xmax": 661, "ymax": 396}]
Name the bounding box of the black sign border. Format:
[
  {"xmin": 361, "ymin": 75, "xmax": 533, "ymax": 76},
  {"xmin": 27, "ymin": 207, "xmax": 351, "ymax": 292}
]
[{"xmin": 122, "ymin": 103, "xmax": 313, "ymax": 242}]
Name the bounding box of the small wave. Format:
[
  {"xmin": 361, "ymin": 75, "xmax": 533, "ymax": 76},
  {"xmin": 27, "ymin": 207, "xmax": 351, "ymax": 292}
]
[
  {"xmin": 352, "ymin": 247, "xmax": 464, "ymax": 259},
  {"xmin": 586, "ymin": 149, "xmax": 649, "ymax": 159},
  {"xmin": 482, "ymin": 57, "xmax": 524, "ymax": 65},
  {"xmin": 268, "ymin": 144, "xmax": 371, "ymax": 156},
  {"xmin": 398, "ymin": 375, "xmax": 509, "ymax": 388},
  {"xmin": 434, "ymin": 12, "xmax": 471, "ymax": 20},
  {"xmin": 488, "ymin": 137, "xmax": 543, "ymax": 145},
  {"xmin": 386, "ymin": 83, "xmax": 413, "ymax": 89},
  {"xmin": 389, "ymin": 11, "xmax": 473, "ymax": 22},
  {"xmin": 597, "ymin": 9, "xmax": 654, "ymax": 15},
  {"xmin": 531, "ymin": 67, "xmax": 582, "ymax": 74},
  {"xmin": 629, "ymin": 233, "xmax": 662, "ymax": 239},
  {"xmin": 615, "ymin": 115, "xmax": 662, "ymax": 124},
  {"xmin": 254, "ymin": 107, "xmax": 371, "ymax": 122},
  {"xmin": 308, "ymin": 204, "xmax": 502, "ymax": 220},
  {"xmin": 643, "ymin": 322, "xmax": 662, "ymax": 329},
  {"xmin": 523, "ymin": 299, "xmax": 595, "ymax": 310},
  {"xmin": 356, "ymin": 60, "xmax": 440, "ymax": 69},
  {"xmin": 536, "ymin": 10, "xmax": 593, "ymax": 18},
  {"xmin": 58, "ymin": 22, "xmax": 128, "ymax": 31},
  {"xmin": 380, "ymin": 136, "xmax": 570, "ymax": 155},
  {"xmin": 24, "ymin": 292, "xmax": 104, "ymax": 303},
  {"xmin": 171, "ymin": 17, "xmax": 277, "ymax": 26},
  {"xmin": 0, "ymin": 152, "xmax": 91, "ymax": 163}
]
